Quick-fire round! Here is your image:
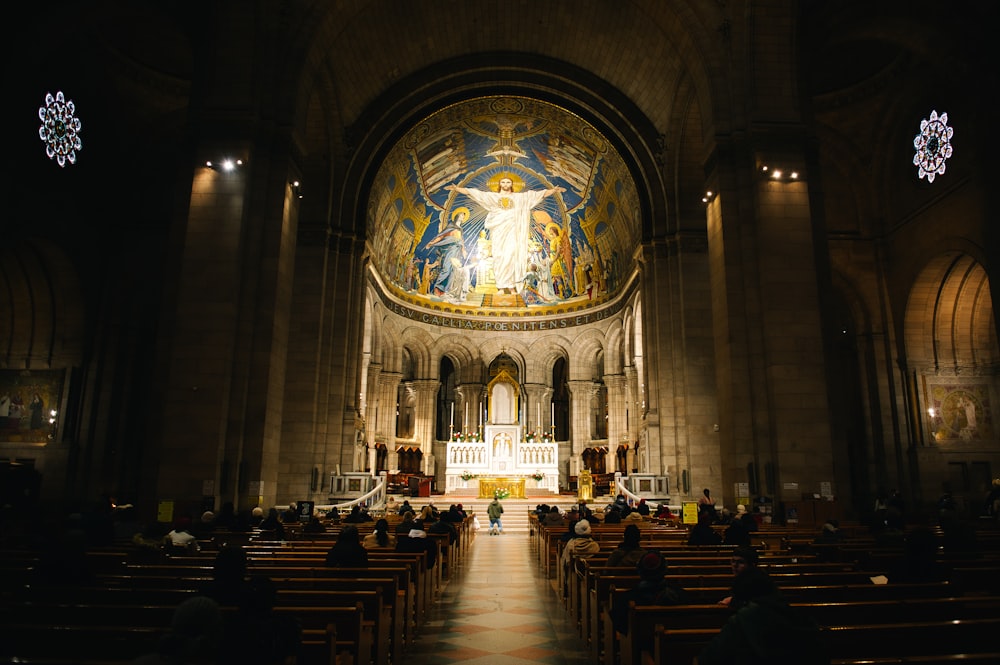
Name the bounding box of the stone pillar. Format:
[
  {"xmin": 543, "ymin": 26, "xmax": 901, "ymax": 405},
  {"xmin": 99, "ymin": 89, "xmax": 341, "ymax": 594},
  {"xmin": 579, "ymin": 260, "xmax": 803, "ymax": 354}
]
[
  {"xmin": 412, "ymin": 379, "xmax": 440, "ymax": 449},
  {"xmin": 624, "ymin": 366, "xmax": 639, "ymax": 442},
  {"xmin": 523, "ymin": 382, "xmax": 552, "ymax": 436},
  {"xmin": 455, "ymin": 383, "xmax": 483, "ymax": 434},
  {"xmin": 706, "ymin": 138, "xmax": 835, "ymax": 502},
  {"xmin": 606, "ymin": 374, "xmax": 627, "ymax": 471},
  {"xmin": 365, "ymin": 363, "xmax": 382, "ymax": 448},
  {"xmin": 377, "ymin": 372, "xmax": 402, "ymax": 468},
  {"xmin": 566, "ymin": 379, "xmax": 594, "ymax": 457}
]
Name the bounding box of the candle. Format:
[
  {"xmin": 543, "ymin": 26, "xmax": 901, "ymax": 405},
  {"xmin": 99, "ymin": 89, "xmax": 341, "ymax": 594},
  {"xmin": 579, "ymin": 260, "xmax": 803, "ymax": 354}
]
[
  {"xmin": 537, "ymin": 401, "xmax": 540, "ymax": 429},
  {"xmin": 450, "ymin": 402, "xmax": 454, "ymax": 427},
  {"xmin": 551, "ymin": 402, "xmax": 555, "ymax": 427}
]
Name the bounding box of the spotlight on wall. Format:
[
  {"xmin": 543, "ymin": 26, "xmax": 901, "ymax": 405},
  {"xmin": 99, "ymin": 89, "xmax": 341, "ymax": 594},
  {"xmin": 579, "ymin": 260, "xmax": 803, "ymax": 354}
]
[
  {"xmin": 205, "ymin": 158, "xmax": 244, "ymax": 172},
  {"xmin": 291, "ymin": 180, "xmax": 304, "ymax": 199},
  {"xmin": 760, "ymin": 165, "xmax": 804, "ymax": 182}
]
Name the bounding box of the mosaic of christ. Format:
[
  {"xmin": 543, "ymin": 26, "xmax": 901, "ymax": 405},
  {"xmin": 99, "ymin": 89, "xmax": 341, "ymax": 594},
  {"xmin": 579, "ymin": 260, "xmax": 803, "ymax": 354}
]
[{"xmin": 367, "ymin": 97, "xmax": 640, "ymax": 313}]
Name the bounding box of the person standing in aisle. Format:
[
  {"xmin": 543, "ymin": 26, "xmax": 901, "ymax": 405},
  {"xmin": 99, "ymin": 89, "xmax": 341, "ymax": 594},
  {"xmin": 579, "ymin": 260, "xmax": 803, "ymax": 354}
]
[{"xmin": 487, "ymin": 494, "xmax": 504, "ymax": 535}]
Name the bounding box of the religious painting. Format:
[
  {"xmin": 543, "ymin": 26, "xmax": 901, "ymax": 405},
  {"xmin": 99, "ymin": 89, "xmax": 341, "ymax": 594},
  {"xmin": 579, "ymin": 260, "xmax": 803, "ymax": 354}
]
[
  {"xmin": 367, "ymin": 96, "xmax": 640, "ymax": 315},
  {"xmin": 925, "ymin": 378, "xmax": 993, "ymax": 442},
  {"xmin": 0, "ymin": 369, "xmax": 64, "ymax": 443}
]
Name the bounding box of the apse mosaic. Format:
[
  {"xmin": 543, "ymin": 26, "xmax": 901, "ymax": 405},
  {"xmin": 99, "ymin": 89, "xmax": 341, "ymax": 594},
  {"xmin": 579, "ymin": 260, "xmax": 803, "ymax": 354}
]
[{"xmin": 368, "ymin": 97, "xmax": 640, "ymax": 314}]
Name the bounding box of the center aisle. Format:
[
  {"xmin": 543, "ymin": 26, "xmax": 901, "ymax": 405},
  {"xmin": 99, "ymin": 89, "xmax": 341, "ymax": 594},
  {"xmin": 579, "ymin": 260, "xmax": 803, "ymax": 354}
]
[{"xmin": 404, "ymin": 516, "xmax": 592, "ymax": 665}]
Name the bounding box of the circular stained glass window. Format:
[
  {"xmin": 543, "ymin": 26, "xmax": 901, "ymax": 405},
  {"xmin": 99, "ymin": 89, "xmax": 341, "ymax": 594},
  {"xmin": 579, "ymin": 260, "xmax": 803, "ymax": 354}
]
[
  {"xmin": 38, "ymin": 91, "xmax": 82, "ymax": 167},
  {"xmin": 912, "ymin": 110, "xmax": 953, "ymax": 183}
]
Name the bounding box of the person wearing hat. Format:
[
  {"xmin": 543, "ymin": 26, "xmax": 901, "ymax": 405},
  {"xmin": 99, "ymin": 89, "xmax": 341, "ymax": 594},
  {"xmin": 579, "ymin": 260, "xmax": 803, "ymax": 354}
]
[
  {"xmin": 559, "ymin": 518, "xmax": 601, "ymax": 598},
  {"xmin": 735, "ymin": 503, "xmax": 758, "ymax": 532},
  {"xmin": 611, "ymin": 549, "xmax": 690, "ymax": 640}
]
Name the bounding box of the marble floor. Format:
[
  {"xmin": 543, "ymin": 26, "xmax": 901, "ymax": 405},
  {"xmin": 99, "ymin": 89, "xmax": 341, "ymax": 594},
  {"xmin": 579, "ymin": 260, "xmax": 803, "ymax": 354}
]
[{"xmin": 402, "ymin": 529, "xmax": 592, "ymax": 665}]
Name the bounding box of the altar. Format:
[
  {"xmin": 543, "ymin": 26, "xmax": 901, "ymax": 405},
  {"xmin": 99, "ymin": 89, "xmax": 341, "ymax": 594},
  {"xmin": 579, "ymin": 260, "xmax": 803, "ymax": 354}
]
[
  {"xmin": 444, "ymin": 430, "xmax": 559, "ymax": 493},
  {"xmin": 444, "ymin": 366, "xmax": 559, "ymax": 493},
  {"xmin": 477, "ymin": 477, "xmax": 526, "ymax": 499}
]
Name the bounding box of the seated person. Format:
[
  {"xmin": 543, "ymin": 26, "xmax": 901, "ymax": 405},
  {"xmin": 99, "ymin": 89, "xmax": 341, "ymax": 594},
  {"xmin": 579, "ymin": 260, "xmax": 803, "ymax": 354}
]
[
  {"xmin": 542, "ymin": 505, "xmax": 565, "ymax": 527},
  {"xmin": 607, "ymin": 524, "xmax": 647, "ymax": 568},
  {"xmin": 611, "ymin": 550, "xmax": 689, "ymax": 645},
  {"xmin": 697, "ymin": 569, "xmax": 829, "ymax": 665},
  {"xmin": 324, "ymin": 525, "xmax": 369, "ymax": 567},
  {"xmin": 395, "ymin": 510, "xmax": 416, "ymax": 535},
  {"xmin": 735, "ymin": 504, "xmax": 758, "ymax": 532},
  {"xmin": 165, "ymin": 517, "xmax": 200, "ymax": 553},
  {"xmin": 363, "ymin": 518, "xmax": 397, "ymax": 549},
  {"xmin": 687, "ymin": 513, "xmax": 722, "ymax": 546},
  {"xmin": 396, "ymin": 520, "xmax": 437, "ymax": 569}
]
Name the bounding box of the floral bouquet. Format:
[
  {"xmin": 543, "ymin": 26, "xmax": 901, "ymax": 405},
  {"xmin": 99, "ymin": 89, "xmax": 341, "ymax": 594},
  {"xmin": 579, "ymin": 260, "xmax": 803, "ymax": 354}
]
[
  {"xmin": 531, "ymin": 471, "xmax": 545, "ymax": 481},
  {"xmin": 494, "ymin": 488, "xmax": 510, "ymax": 500},
  {"xmin": 460, "ymin": 470, "xmax": 476, "ymax": 481}
]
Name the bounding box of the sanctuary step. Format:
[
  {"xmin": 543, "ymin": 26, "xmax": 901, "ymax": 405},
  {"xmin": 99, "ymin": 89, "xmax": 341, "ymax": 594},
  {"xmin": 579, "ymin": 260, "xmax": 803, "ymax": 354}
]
[{"xmin": 452, "ymin": 497, "xmax": 584, "ymax": 535}]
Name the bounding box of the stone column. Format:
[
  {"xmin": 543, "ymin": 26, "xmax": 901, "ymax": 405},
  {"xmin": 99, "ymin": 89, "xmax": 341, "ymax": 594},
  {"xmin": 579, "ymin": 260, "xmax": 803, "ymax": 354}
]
[
  {"xmin": 365, "ymin": 363, "xmax": 382, "ymax": 448},
  {"xmin": 377, "ymin": 372, "xmax": 402, "ymax": 469},
  {"xmin": 412, "ymin": 379, "xmax": 440, "ymax": 447},
  {"xmin": 455, "ymin": 383, "xmax": 483, "ymax": 435},
  {"xmin": 605, "ymin": 374, "xmax": 627, "ymax": 471},
  {"xmin": 523, "ymin": 383, "xmax": 552, "ymax": 436},
  {"xmin": 566, "ymin": 379, "xmax": 594, "ymax": 457}
]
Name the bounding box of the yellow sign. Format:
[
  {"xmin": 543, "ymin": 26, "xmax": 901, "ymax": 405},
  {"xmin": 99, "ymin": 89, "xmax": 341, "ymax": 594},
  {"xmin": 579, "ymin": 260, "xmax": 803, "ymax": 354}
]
[
  {"xmin": 157, "ymin": 500, "xmax": 174, "ymax": 524},
  {"xmin": 681, "ymin": 501, "xmax": 699, "ymax": 525}
]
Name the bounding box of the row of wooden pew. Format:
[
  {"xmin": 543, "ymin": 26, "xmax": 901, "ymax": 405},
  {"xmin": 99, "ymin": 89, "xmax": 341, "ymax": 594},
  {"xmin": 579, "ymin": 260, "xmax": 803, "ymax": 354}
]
[
  {"xmin": 528, "ymin": 513, "xmax": 1000, "ymax": 665},
  {"xmin": 0, "ymin": 512, "xmax": 476, "ymax": 665}
]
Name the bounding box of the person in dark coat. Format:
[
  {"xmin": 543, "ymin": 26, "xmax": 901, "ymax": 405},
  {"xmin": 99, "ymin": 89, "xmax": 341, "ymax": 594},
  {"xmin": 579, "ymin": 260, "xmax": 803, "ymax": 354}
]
[
  {"xmin": 697, "ymin": 569, "xmax": 830, "ymax": 665},
  {"xmin": 611, "ymin": 550, "xmax": 689, "ymax": 643},
  {"xmin": 687, "ymin": 513, "xmax": 722, "ymax": 546},
  {"xmin": 324, "ymin": 525, "xmax": 369, "ymax": 567}
]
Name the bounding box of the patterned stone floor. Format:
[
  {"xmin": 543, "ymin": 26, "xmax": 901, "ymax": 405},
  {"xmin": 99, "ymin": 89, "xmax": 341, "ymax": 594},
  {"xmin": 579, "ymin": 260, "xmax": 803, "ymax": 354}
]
[{"xmin": 402, "ymin": 528, "xmax": 591, "ymax": 665}]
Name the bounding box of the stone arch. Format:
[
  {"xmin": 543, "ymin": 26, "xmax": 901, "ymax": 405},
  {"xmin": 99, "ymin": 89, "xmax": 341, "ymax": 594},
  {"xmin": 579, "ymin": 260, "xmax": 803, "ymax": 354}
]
[
  {"xmin": 904, "ymin": 252, "xmax": 996, "ymax": 373},
  {"xmin": 525, "ymin": 337, "xmax": 571, "ymax": 384},
  {"xmin": 429, "ymin": 334, "xmax": 479, "ymax": 382},
  {"xmin": 0, "ymin": 238, "xmax": 85, "ymax": 368},
  {"xmin": 604, "ymin": 321, "xmax": 627, "ymax": 376},
  {"xmin": 568, "ymin": 329, "xmax": 607, "ymax": 380},
  {"xmin": 397, "ymin": 327, "xmax": 433, "ymax": 378}
]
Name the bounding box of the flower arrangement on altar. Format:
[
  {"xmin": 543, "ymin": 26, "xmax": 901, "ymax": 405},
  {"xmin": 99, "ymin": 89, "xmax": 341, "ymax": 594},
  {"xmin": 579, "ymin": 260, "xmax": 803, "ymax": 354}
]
[
  {"xmin": 460, "ymin": 470, "xmax": 476, "ymax": 481},
  {"xmin": 531, "ymin": 470, "xmax": 545, "ymax": 481},
  {"xmin": 494, "ymin": 488, "xmax": 511, "ymax": 500},
  {"xmin": 451, "ymin": 431, "xmax": 481, "ymax": 443},
  {"xmin": 525, "ymin": 431, "xmax": 538, "ymax": 442}
]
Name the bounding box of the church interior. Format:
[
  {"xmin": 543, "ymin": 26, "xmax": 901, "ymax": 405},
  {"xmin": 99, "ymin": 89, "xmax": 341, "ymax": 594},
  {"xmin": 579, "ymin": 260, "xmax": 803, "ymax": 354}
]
[{"xmin": 1, "ymin": 0, "xmax": 997, "ymax": 529}]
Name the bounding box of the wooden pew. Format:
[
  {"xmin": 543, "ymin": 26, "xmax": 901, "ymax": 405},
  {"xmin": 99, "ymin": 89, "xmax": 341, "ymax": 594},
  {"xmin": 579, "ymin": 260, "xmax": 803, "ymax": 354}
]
[
  {"xmin": 624, "ymin": 596, "xmax": 1000, "ymax": 665},
  {"xmin": 649, "ymin": 617, "xmax": 1000, "ymax": 665},
  {"xmin": 0, "ymin": 603, "xmax": 368, "ymax": 665},
  {"xmin": 598, "ymin": 580, "xmax": 956, "ymax": 665},
  {"xmin": 3, "ymin": 592, "xmax": 383, "ymax": 665}
]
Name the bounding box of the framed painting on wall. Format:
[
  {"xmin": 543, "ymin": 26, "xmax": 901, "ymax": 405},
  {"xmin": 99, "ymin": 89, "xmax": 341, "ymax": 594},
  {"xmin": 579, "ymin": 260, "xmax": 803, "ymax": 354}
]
[
  {"xmin": 0, "ymin": 369, "xmax": 65, "ymax": 443},
  {"xmin": 924, "ymin": 377, "xmax": 994, "ymax": 443}
]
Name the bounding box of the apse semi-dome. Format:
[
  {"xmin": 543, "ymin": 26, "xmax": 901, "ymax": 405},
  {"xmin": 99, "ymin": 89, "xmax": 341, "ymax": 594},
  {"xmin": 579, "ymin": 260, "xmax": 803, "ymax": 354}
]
[{"xmin": 367, "ymin": 96, "xmax": 640, "ymax": 318}]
